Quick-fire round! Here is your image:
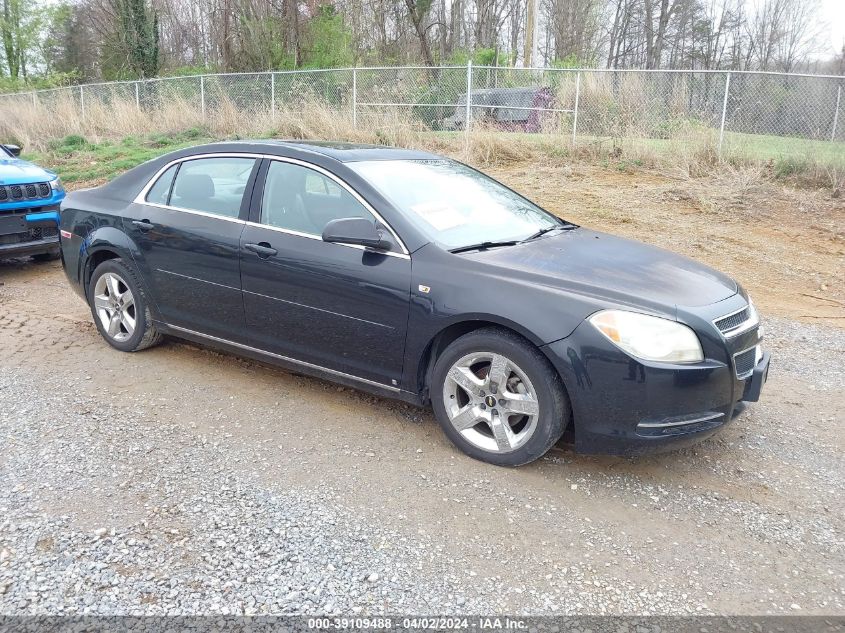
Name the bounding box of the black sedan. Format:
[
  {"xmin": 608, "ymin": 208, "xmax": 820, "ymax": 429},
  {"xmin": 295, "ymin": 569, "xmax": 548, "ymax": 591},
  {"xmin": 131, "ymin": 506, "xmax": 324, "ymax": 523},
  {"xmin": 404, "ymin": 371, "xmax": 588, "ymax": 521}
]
[{"xmin": 59, "ymin": 141, "xmax": 770, "ymax": 466}]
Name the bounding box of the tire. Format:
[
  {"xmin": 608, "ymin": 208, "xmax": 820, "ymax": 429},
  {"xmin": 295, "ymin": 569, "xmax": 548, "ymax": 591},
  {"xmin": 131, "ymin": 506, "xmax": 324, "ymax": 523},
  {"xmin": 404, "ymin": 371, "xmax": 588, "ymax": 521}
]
[
  {"xmin": 88, "ymin": 258, "xmax": 162, "ymax": 352},
  {"xmin": 431, "ymin": 327, "xmax": 570, "ymax": 466},
  {"xmin": 32, "ymin": 250, "xmax": 60, "ymax": 262}
]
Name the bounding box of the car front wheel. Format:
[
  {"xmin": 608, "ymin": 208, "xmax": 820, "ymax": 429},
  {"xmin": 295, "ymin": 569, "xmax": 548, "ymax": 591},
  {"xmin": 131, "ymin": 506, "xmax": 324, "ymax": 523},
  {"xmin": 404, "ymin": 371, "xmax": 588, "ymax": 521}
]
[
  {"xmin": 431, "ymin": 327, "xmax": 570, "ymax": 466},
  {"xmin": 88, "ymin": 258, "xmax": 162, "ymax": 352}
]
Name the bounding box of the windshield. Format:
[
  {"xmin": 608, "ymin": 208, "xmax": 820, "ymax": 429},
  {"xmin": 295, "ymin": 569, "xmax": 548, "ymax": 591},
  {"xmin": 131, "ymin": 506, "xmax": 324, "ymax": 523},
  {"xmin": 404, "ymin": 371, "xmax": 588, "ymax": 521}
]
[
  {"xmin": 0, "ymin": 145, "xmax": 10, "ymax": 158},
  {"xmin": 349, "ymin": 159, "xmax": 563, "ymax": 250}
]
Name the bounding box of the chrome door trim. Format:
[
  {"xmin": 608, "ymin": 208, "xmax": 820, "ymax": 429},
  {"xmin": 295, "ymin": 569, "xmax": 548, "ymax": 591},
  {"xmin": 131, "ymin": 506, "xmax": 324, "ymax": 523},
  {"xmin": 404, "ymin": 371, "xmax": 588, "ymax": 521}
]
[
  {"xmin": 242, "ymin": 221, "xmax": 410, "ymax": 260},
  {"xmin": 242, "ymin": 288, "xmax": 394, "ymax": 329},
  {"xmin": 138, "ymin": 202, "xmax": 247, "ymax": 224},
  {"xmin": 133, "ymin": 152, "xmax": 410, "ymax": 257},
  {"xmin": 165, "ymin": 323, "xmax": 402, "ymax": 393}
]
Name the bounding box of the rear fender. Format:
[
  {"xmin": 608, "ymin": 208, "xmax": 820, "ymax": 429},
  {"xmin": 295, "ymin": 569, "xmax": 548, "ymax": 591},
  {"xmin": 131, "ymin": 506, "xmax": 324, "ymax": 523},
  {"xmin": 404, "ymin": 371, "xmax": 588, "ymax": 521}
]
[{"xmin": 76, "ymin": 225, "xmax": 144, "ymax": 299}]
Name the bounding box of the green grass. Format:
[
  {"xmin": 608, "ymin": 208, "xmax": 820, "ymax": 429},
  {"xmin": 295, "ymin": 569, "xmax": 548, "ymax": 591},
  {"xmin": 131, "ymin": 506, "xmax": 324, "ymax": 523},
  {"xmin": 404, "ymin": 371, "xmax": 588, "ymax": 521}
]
[
  {"xmin": 24, "ymin": 128, "xmax": 217, "ymax": 185},
  {"xmin": 431, "ymin": 127, "xmax": 845, "ymax": 170},
  {"xmin": 22, "ymin": 125, "xmax": 843, "ymax": 188},
  {"xmin": 722, "ymin": 131, "xmax": 845, "ymax": 168}
]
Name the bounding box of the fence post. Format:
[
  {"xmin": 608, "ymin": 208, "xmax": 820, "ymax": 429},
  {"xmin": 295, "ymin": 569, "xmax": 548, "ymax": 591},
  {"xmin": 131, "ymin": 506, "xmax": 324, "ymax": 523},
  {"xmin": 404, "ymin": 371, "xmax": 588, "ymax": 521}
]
[
  {"xmin": 270, "ymin": 72, "xmax": 276, "ymax": 119},
  {"xmin": 200, "ymin": 75, "xmax": 206, "ymax": 120},
  {"xmin": 80, "ymin": 85, "xmax": 85, "ymax": 121},
  {"xmin": 718, "ymin": 72, "xmax": 731, "ymax": 156},
  {"xmin": 572, "ymin": 71, "xmax": 581, "ymax": 145},
  {"xmin": 135, "ymin": 82, "xmax": 140, "ymax": 110},
  {"xmin": 831, "ymin": 85, "xmax": 842, "ymax": 143},
  {"xmin": 465, "ymin": 61, "xmax": 473, "ymax": 132},
  {"xmin": 32, "ymin": 91, "xmax": 37, "ymax": 108},
  {"xmin": 352, "ymin": 68, "xmax": 358, "ymax": 129}
]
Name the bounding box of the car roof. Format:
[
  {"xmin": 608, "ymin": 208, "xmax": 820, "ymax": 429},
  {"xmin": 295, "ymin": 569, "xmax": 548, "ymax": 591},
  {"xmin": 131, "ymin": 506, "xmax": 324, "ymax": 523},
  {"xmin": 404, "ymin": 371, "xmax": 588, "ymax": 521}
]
[{"xmin": 203, "ymin": 139, "xmax": 442, "ymax": 163}]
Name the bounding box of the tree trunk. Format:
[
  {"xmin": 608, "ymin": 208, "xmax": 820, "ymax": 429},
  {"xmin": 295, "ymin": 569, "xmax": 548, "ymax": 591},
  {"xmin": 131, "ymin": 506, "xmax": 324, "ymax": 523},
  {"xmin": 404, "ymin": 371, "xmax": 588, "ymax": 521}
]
[{"xmin": 405, "ymin": 0, "xmax": 435, "ymax": 66}]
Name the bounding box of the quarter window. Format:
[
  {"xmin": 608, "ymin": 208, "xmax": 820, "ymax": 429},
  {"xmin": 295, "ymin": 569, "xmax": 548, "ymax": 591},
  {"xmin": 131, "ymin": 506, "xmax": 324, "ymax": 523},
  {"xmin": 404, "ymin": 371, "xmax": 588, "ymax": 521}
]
[
  {"xmin": 169, "ymin": 157, "xmax": 256, "ymax": 218},
  {"xmin": 261, "ymin": 160, "xmax": 372, "ymax": 235},
  {"xmin": 145, "ymin": 164, "xmax": 178, "ymax": 205}
]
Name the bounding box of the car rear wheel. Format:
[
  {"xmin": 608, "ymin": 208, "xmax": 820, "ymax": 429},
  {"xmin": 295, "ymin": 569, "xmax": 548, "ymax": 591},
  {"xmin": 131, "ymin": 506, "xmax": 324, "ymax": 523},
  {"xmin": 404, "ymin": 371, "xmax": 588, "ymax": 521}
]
[
  {"xmin": 88, "ymin": 258, "xmax": 162, "ymax": 352},
  {"xmin": 431, "ymin": 327, "xmax": 570, "ymax": 466}
]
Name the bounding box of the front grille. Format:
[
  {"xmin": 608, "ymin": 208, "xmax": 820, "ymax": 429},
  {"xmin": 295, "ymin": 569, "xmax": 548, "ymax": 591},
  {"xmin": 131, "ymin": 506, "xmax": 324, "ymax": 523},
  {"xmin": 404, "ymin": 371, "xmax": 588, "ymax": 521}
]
[
  {"xmin": 713, "ymin": 301, "xmax": 760, "ymax": 337},
  {"xmin": 734, "ymin": 347, "xmax": 757, "ymax": 378},
  {"xmin": 0, "ymin": 225, "xmax": 58, "ymax": 245},
  {"xmin": 0, "ymin": 182, "xmax": 52, "ymax": 203},
  {"xmin": 715, "ymin": 307, "xmax": 750, "ymax": 333}
]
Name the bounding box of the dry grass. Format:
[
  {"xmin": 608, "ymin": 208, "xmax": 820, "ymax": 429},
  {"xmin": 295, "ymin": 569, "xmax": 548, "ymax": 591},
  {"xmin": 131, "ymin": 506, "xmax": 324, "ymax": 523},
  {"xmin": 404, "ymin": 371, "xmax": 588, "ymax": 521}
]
[
  {"xmin": 1, "ymin": 89, "xmax": 840, "ymax": 188},
  {"xmin": 1, "ymin": 92, "xmax": 498, "ymax": 163}
]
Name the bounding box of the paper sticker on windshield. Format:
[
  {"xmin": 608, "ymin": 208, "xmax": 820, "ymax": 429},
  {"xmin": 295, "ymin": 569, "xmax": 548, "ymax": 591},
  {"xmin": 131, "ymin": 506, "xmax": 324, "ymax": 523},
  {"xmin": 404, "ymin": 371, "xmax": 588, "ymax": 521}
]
[{"xmin": 410, "ymin": 203, "xmax": 465, "ymax": 232}]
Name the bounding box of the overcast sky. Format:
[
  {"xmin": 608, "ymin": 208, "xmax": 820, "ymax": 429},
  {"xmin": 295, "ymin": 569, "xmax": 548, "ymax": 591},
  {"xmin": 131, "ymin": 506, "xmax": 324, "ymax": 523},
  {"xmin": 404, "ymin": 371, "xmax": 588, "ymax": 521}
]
[{"xmin": 818, "ymin": 0, "xmax": 844, "ymax": 55}]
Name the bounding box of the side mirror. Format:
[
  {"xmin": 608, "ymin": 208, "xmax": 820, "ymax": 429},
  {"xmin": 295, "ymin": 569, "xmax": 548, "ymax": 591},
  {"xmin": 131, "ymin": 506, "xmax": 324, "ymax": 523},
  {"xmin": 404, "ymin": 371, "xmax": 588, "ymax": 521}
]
[
  {"xmin": 322, "ymin": 217, "xmax": 392, "ymax": 251},
  {"xmin": 3, "ymin": 144, "xmax": 21, "ymax": 157}
]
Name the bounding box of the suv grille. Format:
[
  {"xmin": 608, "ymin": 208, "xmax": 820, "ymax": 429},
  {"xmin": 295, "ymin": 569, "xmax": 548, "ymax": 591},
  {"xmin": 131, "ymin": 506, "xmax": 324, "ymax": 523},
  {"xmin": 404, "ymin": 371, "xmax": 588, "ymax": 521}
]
[
  {"xmin": 0, "ymin": 182, "xmax": 52, "ymax": 203},
  {"xmin": 734, "ymin": 347, "xmax": 757, "ymax": 379},
  {"xmin": 0, "ymin": 225, "xmax": 58, "ymax": 245}
]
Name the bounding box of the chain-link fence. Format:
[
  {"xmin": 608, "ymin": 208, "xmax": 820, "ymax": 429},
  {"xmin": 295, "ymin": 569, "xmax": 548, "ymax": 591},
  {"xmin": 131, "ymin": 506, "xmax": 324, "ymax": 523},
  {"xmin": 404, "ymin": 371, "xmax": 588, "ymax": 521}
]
[{"xmin": 2, "ymin": 64, "xmax": 843, "ymax": 161}]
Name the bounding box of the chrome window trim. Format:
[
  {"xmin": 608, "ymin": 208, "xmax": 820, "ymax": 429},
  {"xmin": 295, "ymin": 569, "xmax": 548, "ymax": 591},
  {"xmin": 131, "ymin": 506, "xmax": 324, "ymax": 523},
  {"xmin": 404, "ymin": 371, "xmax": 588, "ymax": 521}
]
[
  {"xmin": 140, "ymin": 201, "xmax": 246, "ymax": 224},
  {"xmin": 133, "ymin": 152, "xmax": 410, "ymax": 257},
  {"xmin": 261, "ymin": 156, "xmax": 409, "ymax": 255},
  {"xmin": 712, "ymin": 303, "xmax": 759, "ymax": 339},
  {"xmin": 242, "ymin": 220, "xmax": 410, "ymax": 259},
  {"xmin": 135, "ymin": 152, "xmax": 263, "ymax": 204},
  {"xmin": 165, "ymin": 323, "xmax": 401, "ymax": 393}
]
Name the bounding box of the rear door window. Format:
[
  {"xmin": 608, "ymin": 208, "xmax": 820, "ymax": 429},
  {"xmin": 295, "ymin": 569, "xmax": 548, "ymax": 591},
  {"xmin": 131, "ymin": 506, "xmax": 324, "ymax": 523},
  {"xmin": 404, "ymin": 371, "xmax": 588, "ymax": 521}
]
[
  {"xmin": 145, "ymin": 164, "xmax": 178, "ymax": 205},
  {"xmin": 169, "ymin": 157, "xmax": 256, "ymax": 218}
]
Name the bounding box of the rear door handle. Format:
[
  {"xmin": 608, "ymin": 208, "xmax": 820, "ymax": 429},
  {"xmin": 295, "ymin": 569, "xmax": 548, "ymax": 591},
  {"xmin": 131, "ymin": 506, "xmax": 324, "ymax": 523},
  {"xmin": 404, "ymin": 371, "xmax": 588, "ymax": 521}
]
[
  {"xmin": 244, "ymin": 242, "xmax": 278, "ymax": 259},
  {"xmin": 132, "ymin": 219, "xmax": 154, "ymax": 231}
]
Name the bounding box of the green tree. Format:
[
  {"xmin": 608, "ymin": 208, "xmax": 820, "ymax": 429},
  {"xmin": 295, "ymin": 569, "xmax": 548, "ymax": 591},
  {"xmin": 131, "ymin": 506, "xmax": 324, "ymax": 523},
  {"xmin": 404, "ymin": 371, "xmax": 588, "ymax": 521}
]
[
  {"xmin": 302, "ymin": 4, "xmax": 354, "ymax": 68},
  {"xmin": 102, "ymin": 0, "xmax": 160, "ymax": 79},
  {"xmin": 0, "ymin": 0, "xmax": 42, "ymax": 79}
]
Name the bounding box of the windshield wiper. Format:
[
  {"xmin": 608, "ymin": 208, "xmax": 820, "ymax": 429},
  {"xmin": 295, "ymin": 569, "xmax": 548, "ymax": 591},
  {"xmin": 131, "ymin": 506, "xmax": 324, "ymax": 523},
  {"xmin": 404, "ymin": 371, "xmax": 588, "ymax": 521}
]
[
  {"xmin": 522, "ymin": 222, "xmax": 577, "ymax": 242},
  {"xmin": 449, "ymin": 240, "xmax": 520, "ymax": 254}
]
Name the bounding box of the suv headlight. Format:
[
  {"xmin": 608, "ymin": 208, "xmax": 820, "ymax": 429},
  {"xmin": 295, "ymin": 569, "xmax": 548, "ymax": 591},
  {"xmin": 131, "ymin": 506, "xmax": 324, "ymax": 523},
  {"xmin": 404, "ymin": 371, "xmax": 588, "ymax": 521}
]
[
  {"xmin": 49, "ymin": 177, "xmax": 64, "ymax": 193},
  {"xmin": 589, "ymin": 310, "xmax": 704, "ymax": 363}
]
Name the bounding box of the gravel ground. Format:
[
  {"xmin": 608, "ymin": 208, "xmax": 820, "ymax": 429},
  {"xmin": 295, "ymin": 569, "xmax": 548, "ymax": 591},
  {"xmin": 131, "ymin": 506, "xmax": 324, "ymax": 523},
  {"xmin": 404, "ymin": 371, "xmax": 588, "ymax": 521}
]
[{"xmin": 0, "ymin": 262, "xmax": 843, "ymax": 616}]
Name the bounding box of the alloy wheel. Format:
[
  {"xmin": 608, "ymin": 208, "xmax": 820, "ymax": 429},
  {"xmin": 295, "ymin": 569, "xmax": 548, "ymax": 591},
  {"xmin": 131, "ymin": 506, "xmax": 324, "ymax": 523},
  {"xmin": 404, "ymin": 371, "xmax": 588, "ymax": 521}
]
[
  {"xmin": 93, "ymin": 272, "xmax": 136, "ymax": 342},
  {"xmin": 442, "ymin": 352, "xmax": 540, "ymax": 453}
]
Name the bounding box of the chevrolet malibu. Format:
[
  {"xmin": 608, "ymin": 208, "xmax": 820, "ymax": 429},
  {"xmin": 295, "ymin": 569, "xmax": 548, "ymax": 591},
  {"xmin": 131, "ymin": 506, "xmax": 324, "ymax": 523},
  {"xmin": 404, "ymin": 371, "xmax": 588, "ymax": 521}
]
[{"xmin": 59, "ymin": 141, "xmax": 770, "ymax": 466}]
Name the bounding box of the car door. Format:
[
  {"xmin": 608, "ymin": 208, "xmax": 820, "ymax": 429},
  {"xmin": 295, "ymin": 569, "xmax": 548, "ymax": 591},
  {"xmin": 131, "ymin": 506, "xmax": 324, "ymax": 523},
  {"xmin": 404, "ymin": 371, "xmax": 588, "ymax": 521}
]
[
  {"xmin": 239, "ymin": 158, "xmax": 412, "ymax": 388},
  {"xmin": 126, "ymin": 155, "xmax": 258, "ymax": 339}
]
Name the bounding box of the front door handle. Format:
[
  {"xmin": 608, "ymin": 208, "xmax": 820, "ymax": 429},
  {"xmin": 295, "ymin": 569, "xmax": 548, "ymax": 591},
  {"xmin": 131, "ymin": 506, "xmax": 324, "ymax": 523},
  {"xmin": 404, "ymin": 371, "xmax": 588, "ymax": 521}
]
[
  {"xmin": 245, "ymin": 242, "xmax": 278, "ymax": 259},
  {"xmin": 132, "ymin": 219, "xmax": 154, "ymax": 231}
]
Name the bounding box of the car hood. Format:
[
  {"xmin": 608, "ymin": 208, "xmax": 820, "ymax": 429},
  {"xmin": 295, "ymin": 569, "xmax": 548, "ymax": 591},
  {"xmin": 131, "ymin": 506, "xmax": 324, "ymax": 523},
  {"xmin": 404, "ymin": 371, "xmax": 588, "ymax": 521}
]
[
  {"xmin": 0, "ymin": 157, "xmax": 57, "ymax": 185},
  {"xmin": 466, "ymin": 228, "xmax": 737, "ymax": 311}
]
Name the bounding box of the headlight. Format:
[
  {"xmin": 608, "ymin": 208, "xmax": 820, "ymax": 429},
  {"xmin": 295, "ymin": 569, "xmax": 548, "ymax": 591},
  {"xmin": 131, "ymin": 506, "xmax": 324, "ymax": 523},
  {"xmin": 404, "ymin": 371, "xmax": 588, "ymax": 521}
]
[
  {"xmin": 49, "ymin": 177, "xmax": 64, "ymax": 193},
  {"xmin": 589, "ymin": 310, "xmax": 704, "ymax": 363}
]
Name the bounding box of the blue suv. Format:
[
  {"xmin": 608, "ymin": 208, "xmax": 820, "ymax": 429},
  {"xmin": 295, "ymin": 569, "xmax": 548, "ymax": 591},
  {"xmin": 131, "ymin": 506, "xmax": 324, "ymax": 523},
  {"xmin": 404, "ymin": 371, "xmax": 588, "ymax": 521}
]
[{"xmin": 0, "ymin": 143, "xmax": 65, "ymax": 261}]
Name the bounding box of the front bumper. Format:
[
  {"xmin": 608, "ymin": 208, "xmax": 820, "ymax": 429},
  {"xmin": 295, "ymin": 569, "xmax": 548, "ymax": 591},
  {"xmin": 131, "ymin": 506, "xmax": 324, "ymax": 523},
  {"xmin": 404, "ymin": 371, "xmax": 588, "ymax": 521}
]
[
  {"xmin": 0, "ymin": 235, "xmax": 60, "ymax": 258},
  {"xmin": 0, "ymin": 206, "xmax": 61, "ymax": 259},
  {"xmin": 542, "ymin": 301, "xmax": 769, "ymax": 456}
]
